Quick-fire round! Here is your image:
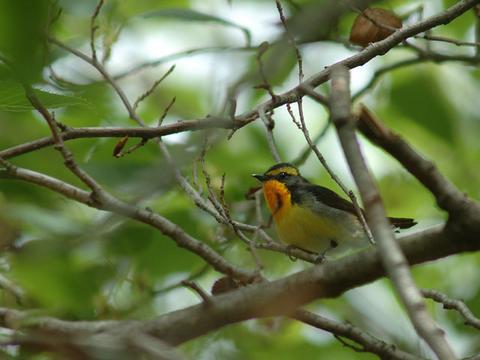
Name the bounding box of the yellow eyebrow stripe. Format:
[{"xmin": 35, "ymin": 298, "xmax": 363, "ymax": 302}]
[{"xmin": 266, "ymin": 166, "xmax": 299, "ymax": 176}]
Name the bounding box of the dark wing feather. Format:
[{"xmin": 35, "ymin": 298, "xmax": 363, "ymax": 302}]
[
  {"xmin": 297, "ymin": 184, "xmax": 417, "ymax": 229},
  {"xmin": 388, "ymin": 217, "xmax": 417, "ymax": 229},
  {"xmin": 301, "ymin": 184, "xmax": 359, "ymax": 216}
]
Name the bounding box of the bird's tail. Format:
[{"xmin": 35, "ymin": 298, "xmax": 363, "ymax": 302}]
[{"xmin": 388, "ymin": 217, "xmax": 417, "ymax": 229}]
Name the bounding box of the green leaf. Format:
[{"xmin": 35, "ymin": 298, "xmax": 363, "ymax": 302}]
[
  {"xmin": 142, "ymin": 8, "xmax": 251, "ymax": 46},
  {"xmin": 0, "ymin": 81, "xmax": 89, "ymax": 112},
  {"xmin": 104, "ymin": 221, "xmax": 203, "ymax": 279},
  {"xmin": 0, "ymin": 0, "xmax": 49, "ymax": 83},
  {"xmin": 12, "ymin": 239, "xmax": 113, "ymax": 316},
  {"xmin": 389, "ymin": 67, "xmax": 456, "ymax": 143}
]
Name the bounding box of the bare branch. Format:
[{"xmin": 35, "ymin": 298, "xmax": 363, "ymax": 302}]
[
  {"xmin": 422, "ymin": 289, "xmax": 480, "ymax": 330},
  {"xmin": 0, "ymin": 162, "xmax": 257, "ymax": 283},
  {"xmin": 1, "ymin": 225, "xmax": 477, "ymax": 346},
  {"xmin": 26, "ymin": 89, "xmax": 103, "ymax": 195},
  {"xmin": 90, "ymin": 0, "xmax": 105, "ymax": 62},
  {"xmin": 357, "ymin": 105, "xmax": 480, "ymax": 220},
  {"xmin": 4, "ymin": 1, "xmax": 479, "ymax": 163},
  {"xmin": 0, "ymin": 119, "xmax": 242, "ymax": 160},
  {"xmin": 237, "ymin": 0, "xmax": 480, "ymax": 127},
  {"xmin": 133, "ymin": 64, "xmax": 176, "ymax": 112},
  {"xmin": 416, "ymin": 33, "xmax": 480, "ymax": 47},
  {"xmin": 295, "ymin": 85, "xmax": 373, "ymax": 243},
  {"xmin": 329, "ymin": 65, "xmax": 455, "ymax": 360},
  {"xmin": 158, "ymin": 96, "xmax": 176, "ymax": 127},
  {"xmin": 255, "ymin": 42, "xmax": 276, "ymax": 100},
  {"xmin": 182, "ymin": 280, "xmax": 212, "ymax": 306},
  {"xmin": 114, "ymin": 46, "xmax": 256, "ymax": 80},
  {"xmin": 294, "ymin": 310, "xmax": 425, "ymax": 360},
  {"xmin": 129, "ymin": 333, "xmax": 186, "ymax": 360},
  {"xmin": 258, "ymin": 105, "xmax": 282, "ymax": 163},
  {"xmin": 47, "ymin": 36, "xmax": 144, "ymax": 125}
]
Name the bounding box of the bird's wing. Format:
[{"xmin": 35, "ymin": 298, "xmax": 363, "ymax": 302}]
[
  {"xmin": 304, "ymin": 184, "xmax": 417, "ymax": 229},
  {"xmin": 303, "ymin": 184, "xmax": 359, "ymax": 216}
]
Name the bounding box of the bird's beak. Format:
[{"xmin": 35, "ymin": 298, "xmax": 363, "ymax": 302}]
[{"xmin": 252, "ymin": 174, "xmax": 268, "ymax": 182}]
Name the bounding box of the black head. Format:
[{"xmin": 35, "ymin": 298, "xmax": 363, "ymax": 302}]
[{"xmin": 252, "ymin": 163, "xmax": 306, "ymax": 186}]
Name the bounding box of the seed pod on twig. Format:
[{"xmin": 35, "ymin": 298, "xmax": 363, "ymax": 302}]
[{"xmin": 349, "ymin": 8, "xmax": 402, "ymax": 47}]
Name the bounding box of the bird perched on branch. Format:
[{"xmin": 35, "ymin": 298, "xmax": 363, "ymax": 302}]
[{"xmin": 253, "ymin": 163, "xmax": 416, "ymax": 258}]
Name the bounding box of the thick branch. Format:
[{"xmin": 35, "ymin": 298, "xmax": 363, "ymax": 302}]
[
  {"xmin": 357, "ymin": 105, "xmax": 480, "ymax": 223},
  {"xmin": 1, "ymin": 226, "xmax": 478, "ymax": 346},
  {"xmin": 329, "ymin": 65, "xmax": 455, "ymax": 359}
]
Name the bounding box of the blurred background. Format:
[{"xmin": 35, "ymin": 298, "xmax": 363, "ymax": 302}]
[{"xmin": 0, "ymin": 0, "xmax": 479, "ymax": 358}]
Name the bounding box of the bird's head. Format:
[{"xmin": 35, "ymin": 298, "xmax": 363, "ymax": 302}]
[{"xmin": 252, "ymin": 163, "xmax": 306, "ymax": 188}]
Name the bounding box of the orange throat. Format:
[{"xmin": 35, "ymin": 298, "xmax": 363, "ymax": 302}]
[{"xmin": 262, "ymin": 180, "xmax": 292, "ymax": 221}]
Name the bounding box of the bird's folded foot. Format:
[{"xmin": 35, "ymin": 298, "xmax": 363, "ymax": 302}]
[
  {"xmin": 286, "ymin": 245, "xmax": 322, "ymax": 263},
  {"xmin": 314, "ymin": 254, "xmax": 326, "ymax": 264}
]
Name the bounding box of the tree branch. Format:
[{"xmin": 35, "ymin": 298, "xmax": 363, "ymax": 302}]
[
  {"xmin": 0, "ymin": 161, "xmax": 257, "ymax": 284},
  {"xmin": 422, "ymin": 289, "xmax": 480, "ymax": 330},
  {"xmin": 0, "ymin": 226, "xmax": 478, "ymax": 346},
  {"xmin": 293, "ymin": 310, "xmax": 425, "ymax": 360},
  {"xmin": 329, "ymin": 65, "xmax": 455, "ymax": 359},
  {"xmin": 357, "ymin": 105, "xmax": 480, "ymax": 223}
]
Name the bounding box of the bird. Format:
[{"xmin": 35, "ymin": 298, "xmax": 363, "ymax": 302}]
[{"xmin": 253, "ymin": 163, "xmax": 416, "ymax": 258}]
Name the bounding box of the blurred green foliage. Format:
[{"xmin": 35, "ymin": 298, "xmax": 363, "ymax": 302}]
[{"xmin": 0, "ymin": 0, "xmax": 479, "ymax": 358}]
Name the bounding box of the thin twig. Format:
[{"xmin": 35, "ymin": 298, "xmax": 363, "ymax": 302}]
[
  {"xmin": 275, "ymin": 0, "xmax": 304, "ymax": 82},
  {"xmin": 25, "ymin": 88, "xmax": 103, "ymax": 195},
  {"xmin": 292, "ymin": 120, "xmax": 331, "ymax": 166},
  {"xmin": 219, "ymin": 174, "xmax": 264, "ymax": 273},
  {"xmin": 152, "ymin": 265, "xmax": 210, "ymax": 296},
  {"xmin": 133, "ymin": 65, "xmax": 176, "ymax": 112},
  {"xmin": 255, "ymin": 42, "xmax": 276, "ymax": 100},
  {"xmin": 158, "ymin": 97, "xmax": 176, "ymax": 127},
  {"xmin": 181, "ymin": 280, "xmax": 212, "ymax": 305},
  {"xmin": 285, "ymin": 103, "xmax": 302, "ymax": 129},
  {"xmin": 416, "ymin": 34, "xmax": 480, "ymax": 47},
  {"xmin": 114, "ymin": 138, "xmax": 148, "ymax": 158},
  {"xmin": 258, "ymin": 105, "xmax": 282, "ymax": 163},
  {"xmin": 422, "ymin": 289, "xmax": 480, "ymax": 330},
  {"xmin": 90, "ymin": 0, "xmax": 105, "ymax": 62},
  {"xmin": 47, "ymin": 36, "xmax": 144, "ymax": 126},
  {"xmin": 297, "ymin": 85, "xmax": 374, "ymax": 243},
  {"xmin": 114, "ymin": 46, "xmax": 256, "ymax": 80},
  {"xmin": 0, "ymin": 159, "xmax": 257, "ymax": 283}
]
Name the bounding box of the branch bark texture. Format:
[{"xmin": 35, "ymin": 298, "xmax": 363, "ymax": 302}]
[{"xmin": 329, "ymin": 65, "xmax": 456, "ymax": 360}]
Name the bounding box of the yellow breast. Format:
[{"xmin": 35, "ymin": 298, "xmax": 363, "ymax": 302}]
[
  {"xmin": 262, "ymin": 180, "xmax": 341, "ymax": 253},
  {"xmin": 275, "ymin": 204, "xmax": 340, "ymax": 253}
]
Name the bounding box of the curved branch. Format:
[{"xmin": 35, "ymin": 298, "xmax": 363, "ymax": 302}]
[
  {"xmin": 1, "ymin": 226, "xmax": 478, "ymax": 346},
  {"xmin": 357, "ymin": 105, "xmax": 480, "ymax": 220},
  {"xmin": 2, "ymin": 0, "xmax": 477, "ymax": 161},
  {"xmin": 293, "ymin": 310, "xmax": 425, "ymax": 360},
  {"xmin": 422, "ymin": 289, "xmax": 480, "ymax": 330},
  {"xmin": 0, "ymin": 162, "xmax": 257, "ymax": 283}
]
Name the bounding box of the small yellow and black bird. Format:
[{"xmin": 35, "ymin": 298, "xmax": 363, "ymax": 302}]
[{"xmin": 253, "ymin": 163, "xmax": 416, "ymax": 257}]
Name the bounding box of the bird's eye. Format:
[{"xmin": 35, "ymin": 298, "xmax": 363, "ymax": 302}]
[{"xmin": 278, "ymin": 172, "xmax": 288, "ymax": 178}]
